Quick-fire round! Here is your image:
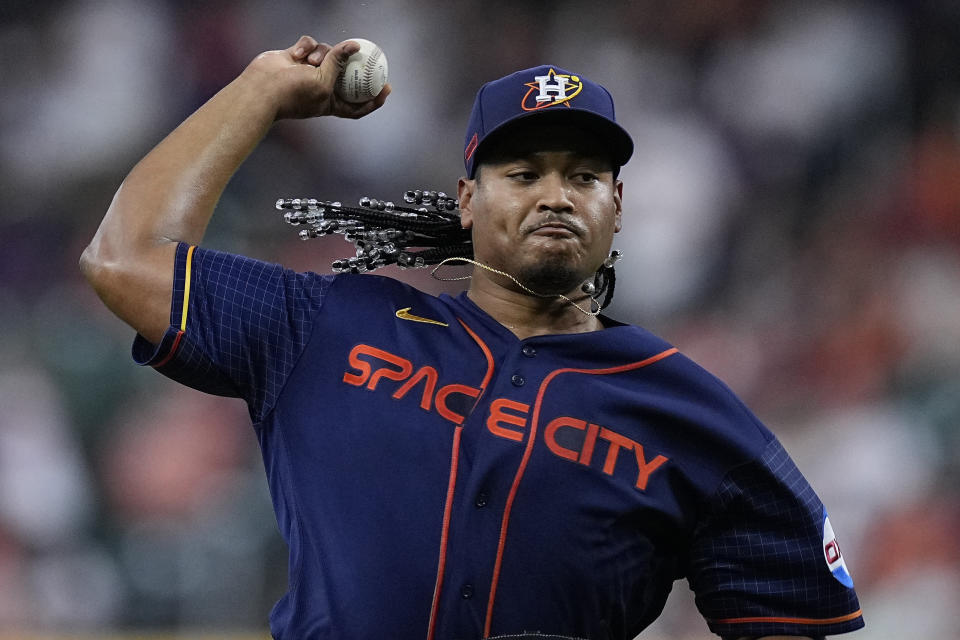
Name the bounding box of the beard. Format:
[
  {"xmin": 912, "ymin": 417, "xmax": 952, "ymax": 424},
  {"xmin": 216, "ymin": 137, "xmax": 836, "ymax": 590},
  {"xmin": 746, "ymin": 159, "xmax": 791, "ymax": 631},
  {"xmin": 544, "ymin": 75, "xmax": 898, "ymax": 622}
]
[{"xmin": 514, "ymin": 252, "xmax": 586, "ymax": 296}]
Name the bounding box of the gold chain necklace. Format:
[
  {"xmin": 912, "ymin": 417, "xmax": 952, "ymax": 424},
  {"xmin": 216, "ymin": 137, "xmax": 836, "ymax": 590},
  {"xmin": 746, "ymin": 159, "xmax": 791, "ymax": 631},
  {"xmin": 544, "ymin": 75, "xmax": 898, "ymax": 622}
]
[{"xmin": 430, "ymin": 256, "xmax": 601, "ymax": 317}]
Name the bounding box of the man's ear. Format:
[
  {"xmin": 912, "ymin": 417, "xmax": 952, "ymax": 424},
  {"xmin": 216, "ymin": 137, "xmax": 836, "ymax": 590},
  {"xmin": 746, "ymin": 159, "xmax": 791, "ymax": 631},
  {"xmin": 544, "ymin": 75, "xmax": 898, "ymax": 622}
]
[
  {"xmin": 613, "ymin": 179, "xmax": 623, "ymax": 233},
  {"xmin": 457, "ymin": 177, "xmax": 476, "ymax": 229}
]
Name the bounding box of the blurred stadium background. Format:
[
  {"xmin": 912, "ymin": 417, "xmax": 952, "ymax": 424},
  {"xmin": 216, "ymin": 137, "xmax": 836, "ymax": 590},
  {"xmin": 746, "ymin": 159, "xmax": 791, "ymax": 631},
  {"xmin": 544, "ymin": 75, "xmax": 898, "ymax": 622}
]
[{"xmin": 1, "ymin": 0, "xmax": 959, "ymax": 638}]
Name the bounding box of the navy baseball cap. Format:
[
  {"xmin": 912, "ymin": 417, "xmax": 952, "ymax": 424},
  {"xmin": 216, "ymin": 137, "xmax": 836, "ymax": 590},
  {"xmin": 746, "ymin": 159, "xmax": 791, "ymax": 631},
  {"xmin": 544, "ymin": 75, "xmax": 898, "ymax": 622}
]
[{"xmin": 463, "ymin": 65, "xmax": 634, "ymax": 178}]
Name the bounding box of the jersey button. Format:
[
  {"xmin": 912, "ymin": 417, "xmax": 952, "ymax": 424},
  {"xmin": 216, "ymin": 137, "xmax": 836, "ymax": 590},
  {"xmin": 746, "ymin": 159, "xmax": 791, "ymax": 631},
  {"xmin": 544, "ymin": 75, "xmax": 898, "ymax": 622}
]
[
  {"xmin": 511, "ymin": 374, "xmax": 525, "ymax": 387},
  {"xmin": 521, "ymin": 345, "xmax": 536, "ymax": 357},
  {"xmin": 475, "ymin": 492, "xmax": 489, "ymax": 508},
  {"xmin": 461, "ymin": 584, "xmax": 474, "ymax": 599}
]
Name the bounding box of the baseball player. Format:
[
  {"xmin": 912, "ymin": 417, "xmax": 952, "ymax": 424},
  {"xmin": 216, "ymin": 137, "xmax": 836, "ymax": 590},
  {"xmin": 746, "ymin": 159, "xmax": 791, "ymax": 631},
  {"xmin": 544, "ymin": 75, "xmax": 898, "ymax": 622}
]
[{"xmin": 81, "ymin": 36, "xmax": 864, "ymax": 640}]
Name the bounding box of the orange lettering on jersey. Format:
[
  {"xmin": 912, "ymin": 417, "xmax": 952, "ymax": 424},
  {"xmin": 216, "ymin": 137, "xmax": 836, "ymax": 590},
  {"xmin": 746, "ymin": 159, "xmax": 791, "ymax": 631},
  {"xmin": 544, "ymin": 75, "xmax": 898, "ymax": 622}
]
[
  {"xmin": 436, "ymin": 384, "xmax": 482, "ymax": 424},
  {"xmin": 543, "ymin": 420, "xmax": 665, "ymax": 489},
  {"xmin": 632, "ymin": 444, "xmax": 668, "ymax": 491},
  {"xmin": 544, "ymin": 416, "xmax": 587, "ymax": 461},
  {"xmin": 342, "ymin": 342, "xmax": 670, "ymax": 492},
  {"xmin": 579, "ymin": 422, "xmax": 600, "ymax": 465},
  {"xmin": 367, "ymin": 351, "xmax": 413, "ymax": 390},
  {"xmin": 597, "ymin": 427, "xmax": 669, "ymax": 490},
  {"xmin": 343, "ymin": 343, "xmax": 375, "ymax": 386},
  {"xmin": 599, "ymin": 427, "xmax": 635, "ymax": 476},
  {"xmin": 487, "ymin": 398, "xmax": 530, "ymax": 442},
  {"xmin": 393, "ymin": 365, "xmax": 439, "ymax": 411},
  {"xmin": 343, "ymin": 344, "xmax": 413, "ymax": 389},
  {"xmin": 343, "ymin": 344, "xmax": 480, "ymax": 423}
]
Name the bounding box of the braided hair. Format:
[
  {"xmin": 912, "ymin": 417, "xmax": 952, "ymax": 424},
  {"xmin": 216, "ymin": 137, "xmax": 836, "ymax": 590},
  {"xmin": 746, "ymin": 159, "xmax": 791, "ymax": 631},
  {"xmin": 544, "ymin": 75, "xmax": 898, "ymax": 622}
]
[{"xmin": 276, "ymin": 189, "xmax": 617, "ymax": 310}]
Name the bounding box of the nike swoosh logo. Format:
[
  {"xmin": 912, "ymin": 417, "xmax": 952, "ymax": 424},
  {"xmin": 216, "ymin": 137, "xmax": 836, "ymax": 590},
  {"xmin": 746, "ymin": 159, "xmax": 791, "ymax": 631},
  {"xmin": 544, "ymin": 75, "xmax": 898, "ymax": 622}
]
[{"xmin": 396, "ymin": 307, "xmax": 449, "ymax": 327}]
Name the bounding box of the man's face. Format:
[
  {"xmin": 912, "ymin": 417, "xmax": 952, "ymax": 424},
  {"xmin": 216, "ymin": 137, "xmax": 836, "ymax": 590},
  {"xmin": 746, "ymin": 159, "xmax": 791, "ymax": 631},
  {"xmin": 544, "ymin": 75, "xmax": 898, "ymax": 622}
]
[{"xmin": 457, "ymin": 122, "xmax": 623, "ymax": 297}]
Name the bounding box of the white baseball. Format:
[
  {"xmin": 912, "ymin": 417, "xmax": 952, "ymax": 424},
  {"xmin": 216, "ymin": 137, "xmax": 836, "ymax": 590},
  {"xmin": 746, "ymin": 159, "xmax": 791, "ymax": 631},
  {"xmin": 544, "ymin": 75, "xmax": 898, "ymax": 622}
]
[{"xmin": 335, "ymin": 38, "xmax": 388, "ymax": 103}]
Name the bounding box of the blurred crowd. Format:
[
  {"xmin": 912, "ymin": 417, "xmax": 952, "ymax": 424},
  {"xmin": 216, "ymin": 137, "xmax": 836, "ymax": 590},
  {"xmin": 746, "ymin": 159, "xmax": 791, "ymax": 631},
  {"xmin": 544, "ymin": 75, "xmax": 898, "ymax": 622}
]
[{"xmin": 1, "ymin": 0, "xmax": 959, "ymax": 638}]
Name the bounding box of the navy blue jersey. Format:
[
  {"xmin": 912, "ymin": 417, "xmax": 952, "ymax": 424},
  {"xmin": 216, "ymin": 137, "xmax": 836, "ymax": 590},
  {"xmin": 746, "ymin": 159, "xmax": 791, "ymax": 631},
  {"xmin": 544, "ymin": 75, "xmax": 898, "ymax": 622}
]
[{"xmin": 134, "ymin": 244, "xmax": 864, "ymax": 640}]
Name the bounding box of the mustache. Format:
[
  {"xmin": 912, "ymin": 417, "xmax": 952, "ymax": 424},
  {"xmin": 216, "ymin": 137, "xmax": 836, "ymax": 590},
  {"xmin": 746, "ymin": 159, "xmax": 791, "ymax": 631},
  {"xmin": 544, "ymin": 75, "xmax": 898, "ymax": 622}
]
[{"xmin": 519, "ymin": 215, "xmax": 586, "ymax": 237}]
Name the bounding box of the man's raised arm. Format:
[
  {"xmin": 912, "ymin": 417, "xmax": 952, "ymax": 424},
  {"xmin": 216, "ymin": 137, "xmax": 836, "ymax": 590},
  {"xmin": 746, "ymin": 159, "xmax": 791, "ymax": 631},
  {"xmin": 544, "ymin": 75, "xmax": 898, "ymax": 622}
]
[{"xmin": 80, "ymin": 35, "xmax": 389, "ymax": 344}]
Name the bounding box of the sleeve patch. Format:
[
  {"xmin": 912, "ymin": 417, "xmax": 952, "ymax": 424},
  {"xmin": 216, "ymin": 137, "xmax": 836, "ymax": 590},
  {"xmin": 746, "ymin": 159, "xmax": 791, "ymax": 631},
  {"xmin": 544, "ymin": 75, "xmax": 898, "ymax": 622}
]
[{"xmin": 822, "ymin": 511, "xmax": 854, "ymax": 588}]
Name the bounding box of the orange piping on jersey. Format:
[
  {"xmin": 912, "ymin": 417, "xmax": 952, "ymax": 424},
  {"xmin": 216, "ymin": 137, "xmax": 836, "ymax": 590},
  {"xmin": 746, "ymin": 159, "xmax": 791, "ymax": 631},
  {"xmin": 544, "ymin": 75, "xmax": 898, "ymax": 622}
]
[
  {"xmin": 154, "ymin": 330, "xmax": 184, "ymax": 368},
  {"xmin": 482, "ymin": 346, "xmax": 679, "ymax": 637},
  {"xmin": 425, "ymin": 319, "xmax": 494, "ymax": 640},
  {"xmin": 458, "ymin": 319, "xmax": 495, "ymax": 391},
  {"xmin": 155, "ymin": 245, "xmax": 196, "ymax": 369},
  {"xmin": 436, "ymin": 384, "xmax": 482, "ymax": 423},
  {"xmin": 714, "ymin": 608, "xmax": 863, "ymax": 626},
  {"xmin": 180, "ymin": 245, "xmax": 196, "ymax": 331},
  {"xmin": 426, "ymin": 424, "xmax": 463, "ymax": 640}
]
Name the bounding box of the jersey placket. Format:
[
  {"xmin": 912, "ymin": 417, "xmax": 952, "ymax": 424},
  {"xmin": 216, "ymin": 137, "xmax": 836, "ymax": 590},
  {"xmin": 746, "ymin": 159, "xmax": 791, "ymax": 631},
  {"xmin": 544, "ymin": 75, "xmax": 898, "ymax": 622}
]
[{"xmin": 431, "ymin": 334, "xmax": 543, "ymax": 640}]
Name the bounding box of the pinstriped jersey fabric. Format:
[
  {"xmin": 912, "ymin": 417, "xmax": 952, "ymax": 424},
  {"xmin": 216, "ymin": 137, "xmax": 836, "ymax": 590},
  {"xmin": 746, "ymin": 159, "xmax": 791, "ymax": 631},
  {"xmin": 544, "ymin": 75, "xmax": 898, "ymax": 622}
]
[
  {"xmin": 133, "ymin": 243, "xmax": 863, "ymax": 639},
  {"xmin": 690, "ymin": 438, "xmax": 861, "ymax": 638},
  {"xmin": 133, "ymin": 243, "xmax": 332, "ymax": 421}
]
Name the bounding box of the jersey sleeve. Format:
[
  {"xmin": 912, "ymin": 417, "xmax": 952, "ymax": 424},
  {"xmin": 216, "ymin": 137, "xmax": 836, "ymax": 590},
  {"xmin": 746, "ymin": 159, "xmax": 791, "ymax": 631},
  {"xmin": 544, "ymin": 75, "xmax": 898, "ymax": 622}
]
[
  {"xmin": 132, "ymin": 243, "xmax": 333, "ymax": 422},
  {"xmin": 688, "ymin": 436, "xmax": 864, "ymax": 639}
]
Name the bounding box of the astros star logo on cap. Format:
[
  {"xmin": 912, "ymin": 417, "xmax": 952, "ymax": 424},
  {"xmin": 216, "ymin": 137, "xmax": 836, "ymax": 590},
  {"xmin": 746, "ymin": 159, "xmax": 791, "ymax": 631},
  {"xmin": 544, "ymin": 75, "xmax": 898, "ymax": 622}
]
[
  {"xmin": 521, "ymin": 68, "xmax": 584, "ymax": 111},
  {"xmin": 462, "ymin": 64, "xmax": 633, "ymax": 177}
]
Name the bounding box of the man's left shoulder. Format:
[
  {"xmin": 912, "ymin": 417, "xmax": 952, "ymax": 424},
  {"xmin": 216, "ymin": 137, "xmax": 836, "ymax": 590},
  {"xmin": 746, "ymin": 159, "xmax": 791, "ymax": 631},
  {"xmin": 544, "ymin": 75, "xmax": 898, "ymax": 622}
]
[{"xmin": 598, "ymin": 321, "xmax": 775, "ymax": 455}]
